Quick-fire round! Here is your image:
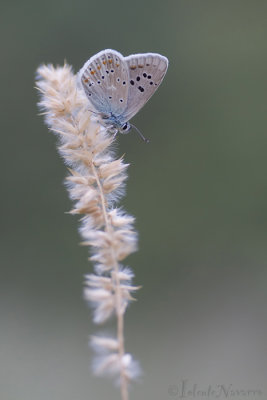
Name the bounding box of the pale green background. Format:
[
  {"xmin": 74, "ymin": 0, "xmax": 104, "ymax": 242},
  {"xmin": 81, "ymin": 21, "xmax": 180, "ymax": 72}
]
[{"xmin": 1, "ymin": 1, "xmax": 267, "ymax": 399}]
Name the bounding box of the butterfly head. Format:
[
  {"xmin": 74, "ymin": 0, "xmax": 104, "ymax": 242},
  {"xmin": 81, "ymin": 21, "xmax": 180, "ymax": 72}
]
[{"xmin": 101, "ymin": 113, "xmax": 131, "ymax": 134}]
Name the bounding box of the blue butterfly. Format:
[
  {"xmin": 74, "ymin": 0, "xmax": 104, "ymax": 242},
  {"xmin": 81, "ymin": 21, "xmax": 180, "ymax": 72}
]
[{"xmin": 79, "ymin": 49, "xmax": 168, "ymax": 142}]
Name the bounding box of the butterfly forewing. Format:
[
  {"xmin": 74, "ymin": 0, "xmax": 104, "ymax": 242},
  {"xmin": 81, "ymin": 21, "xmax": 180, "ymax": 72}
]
[
  {"xmin": 79, "ymin": 49, "xmax": 129, "ymax": 116},
  {"xmin": 121, "ymin": 53, "xmax": 168, "ymax": 123}
]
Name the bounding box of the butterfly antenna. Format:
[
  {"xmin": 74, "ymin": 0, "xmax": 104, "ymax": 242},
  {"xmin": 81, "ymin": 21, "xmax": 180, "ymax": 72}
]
[{"xmin": 131, "ymin": 124, "xmax": 150, "ymax": 144}]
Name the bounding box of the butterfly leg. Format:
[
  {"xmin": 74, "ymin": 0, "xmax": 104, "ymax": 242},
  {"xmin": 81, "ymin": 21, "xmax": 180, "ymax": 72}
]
[{"xmin": 112, "ymin": 130, "xmax": 119, "ymax": 140}]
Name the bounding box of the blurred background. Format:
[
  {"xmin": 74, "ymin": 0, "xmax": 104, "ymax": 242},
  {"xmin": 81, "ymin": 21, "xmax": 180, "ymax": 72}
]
[{"xmin": 1, "ymin": 1, "xmax": 267, "ymax": 399}]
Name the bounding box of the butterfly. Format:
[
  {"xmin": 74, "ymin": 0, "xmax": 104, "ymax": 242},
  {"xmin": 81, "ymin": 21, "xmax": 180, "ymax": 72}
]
[{"xmin": 78, "ymin": 49, "xmax": 168, "ymax": 142}]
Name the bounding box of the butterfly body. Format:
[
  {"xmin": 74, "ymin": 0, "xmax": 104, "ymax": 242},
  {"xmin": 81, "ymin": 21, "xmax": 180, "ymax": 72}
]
[{"xmin": 78, "ymin": 49, "xmax": 168, "ymax": 137}]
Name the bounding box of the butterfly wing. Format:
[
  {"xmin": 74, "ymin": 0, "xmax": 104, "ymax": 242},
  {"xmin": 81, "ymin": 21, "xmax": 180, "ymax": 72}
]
[
  {"xmin": 78, "ymin": 49, "xmax": 129, "ymax": 117},
  {"xmin": 120, "ymin": 53, "xmax": 168, "ymax": 123}
]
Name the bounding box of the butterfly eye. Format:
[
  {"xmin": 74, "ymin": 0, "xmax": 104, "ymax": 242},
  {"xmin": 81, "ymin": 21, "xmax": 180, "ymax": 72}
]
[{"xmin": 121, "ymin": 123, "xmax": 131, "ymax": 133}]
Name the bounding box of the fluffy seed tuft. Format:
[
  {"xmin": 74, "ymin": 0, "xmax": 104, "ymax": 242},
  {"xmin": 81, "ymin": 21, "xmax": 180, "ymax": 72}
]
[{"xmin": 36, "ymin": 63, "xmax": 140, "ymax": 400}]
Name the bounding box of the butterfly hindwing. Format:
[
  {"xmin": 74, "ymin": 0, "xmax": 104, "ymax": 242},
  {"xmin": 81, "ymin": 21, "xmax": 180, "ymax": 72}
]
[
  {"xmin": 79, "ymin": 49, "xmax": 129, "ymax": 116},
  {"xmin": 121, "ymin": 53, "xmax": 168, "ymax": 123}
]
